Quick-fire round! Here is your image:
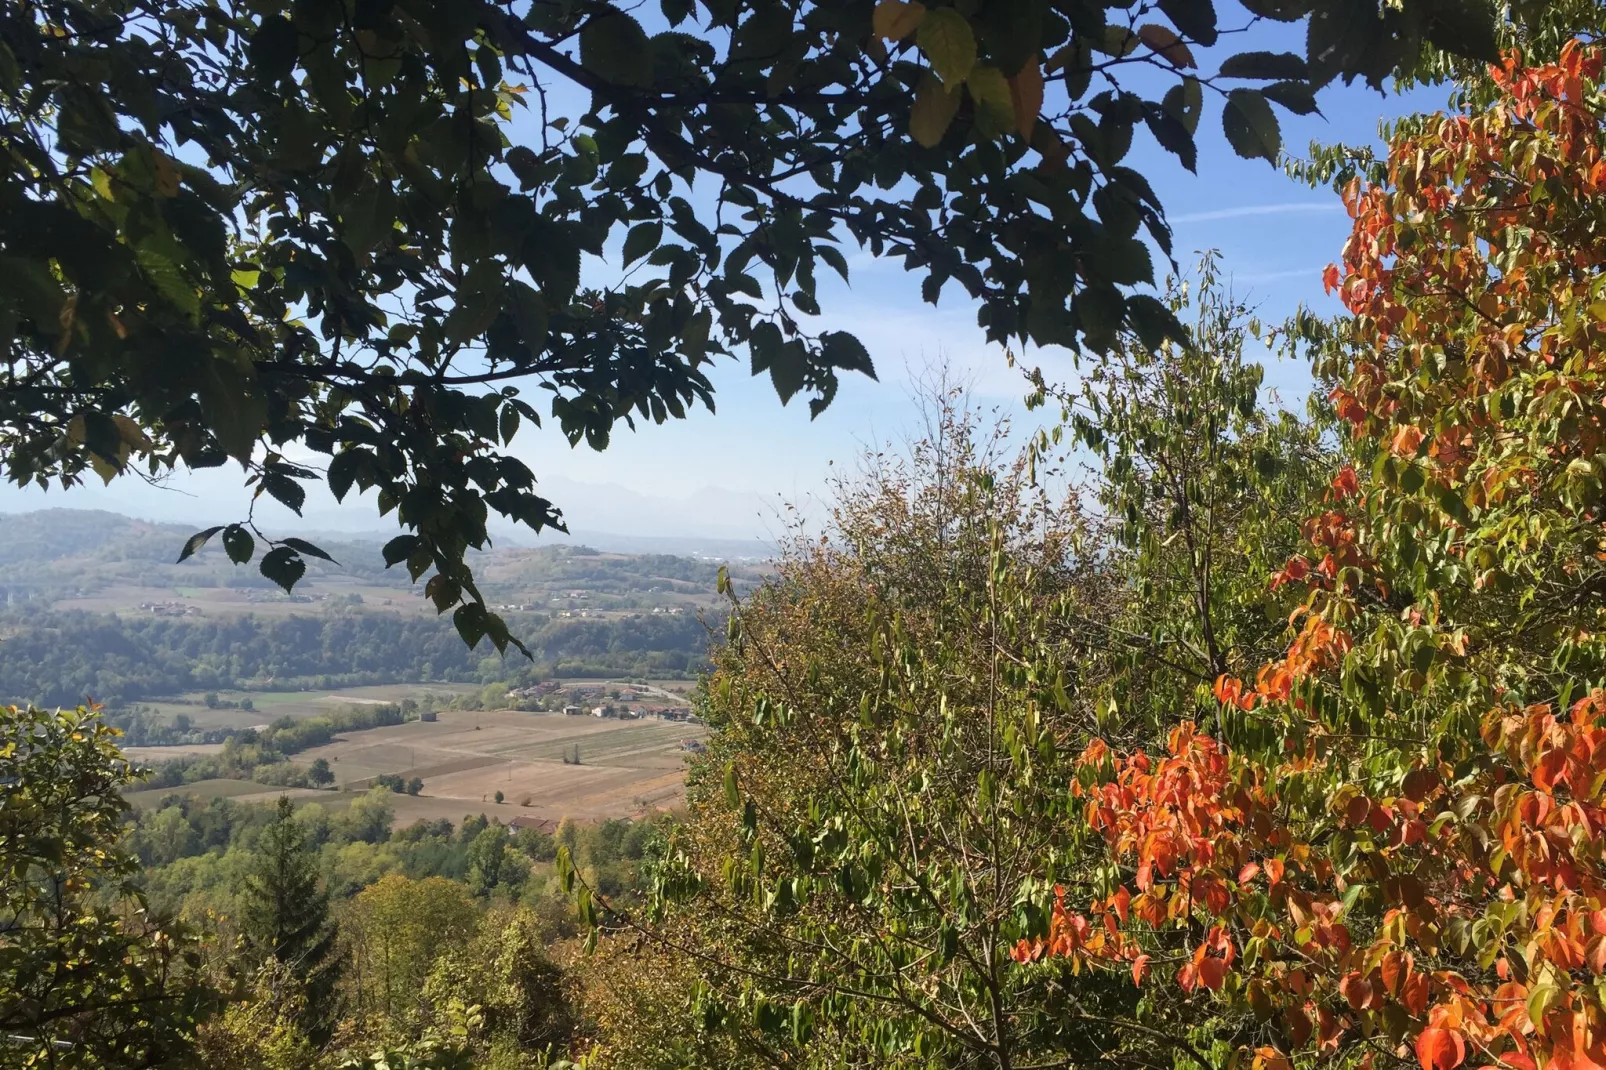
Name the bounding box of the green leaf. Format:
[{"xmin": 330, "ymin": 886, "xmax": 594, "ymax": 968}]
[
  {"xmin": 222, "ymin": 524, "xmax": 254, "ymax": 565},
  {"xmin": 259, "ymin": 545, "xmax": 306, "ymax": 593},
  {"xmin": 1163, "ymin": 76, "xmax": 1203, "ymax": 135},
  {"xmin": 1222, "ymin": 88, "xmax": 1280, "ymax": 162},
  {"xmin": 770, "ymin": 341, "xmax": 807, "ymax": 405},
  {"xmin": 261, "ymin": 471, "xmax": 306, "ymax": 516},
  {"xmin": 135, "ymin": 243, "xmax": 200, "ymax": 319},
  {"xmin": 1158, "ymin": 0, "xmax": 1218, "ymax": 46},
  {"xmin": 1528, "ymin": 984, "xmax": 1560, "ymax": 1028},
  {"xmin": 382, "ymin": 535, "xmax": 419, "ymax": 567},
  {"xmin": 749, "ymin": 321, "xmax": 783, "ymax": 375},
  {"xmin": 175, "ymin": 526, "xmax": 224, "ymax": 564},
  {"xmin": 1261, "ymin": 80, "xmax": 1321, "ymax": 116},
  {"xmin": 454, "ymin": 602, "xmax": 488, "ymax": 648},
  {"xmin": 622, "ymin": 220, "xmax": 663, "ymax": 266},
  {"xmin": 1219, "ymin": 51, "xmax": 1308, "ymax": 80},
  {"xmin": 917, "ymin": 8, "xmax": 976, "ymax": 85},
  {"xmin": 326, "ymin": 449, "xmax": 362, "ymax": 502},
  {"xmin": 822, "ymin": 331, "xmax": 876, "ymax": 380},
  {"xmin": 1143, "ymin": 102, "xmax": 1196, "ymax": 172},
  {"xmin": 1424, "ymin": 0, "xmax": 1499, "ymax": 64},
  {"xmin": 509, "ymin": 280, "xmax": 550, "ymax": 353},
  {"xmin": 281, "ymin": 537, "xmax": 335, "ymax": 563},
  {"xmin": 580, "ymin": 11, "xmax": 653, "ymax": 88},
  {"xmin": 249, "ymin": 16, "xmax": 299, "ymax": 82}
]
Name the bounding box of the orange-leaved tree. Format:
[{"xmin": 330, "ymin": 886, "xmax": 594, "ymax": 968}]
[{"xmin": 1013, "ymin": 41, "xmax": 1606, "ymax": 1070}]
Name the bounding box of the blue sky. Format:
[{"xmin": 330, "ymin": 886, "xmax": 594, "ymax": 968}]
[{"xmin": 0, "ymin": 21, "xmax": 1457, "ymax": 542}]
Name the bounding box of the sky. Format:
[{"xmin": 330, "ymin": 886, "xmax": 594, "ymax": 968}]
[{"xmin": 0, "ymin": 16, "xmax": 1456, "ymax": 543}]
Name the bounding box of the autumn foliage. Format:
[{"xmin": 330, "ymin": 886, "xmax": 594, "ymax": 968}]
[{"xmin": 1017, "ymin": 42, "xmax": 1606, "ymax": 1070}]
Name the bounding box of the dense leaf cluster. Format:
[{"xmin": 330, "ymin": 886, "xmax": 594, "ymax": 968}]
[{"xmin": 1, "ymin": 0, "xmax": 1510, "ymax": 648}]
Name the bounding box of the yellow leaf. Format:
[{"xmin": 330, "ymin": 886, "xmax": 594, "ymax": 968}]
[
  {"xmin": 909, "ymin": 71, "xmax": 959, "ymax": 148},
  {"xmin": 872, "ymin": 0, "xmax": 926, "ymax": 41},
  {"xmin": 916, "ymin": 7, "xmax": 975, "ymax": 85},
  {"xmin": 966, "ymin": 65, "xmax": 1013, "ymax": 140},
  {"xmin": 1008, "ymin": 56, "xmax": 1044, "ymax": 141},
  {"xmin": 1588, "ymin": 300, "xmax": 1606, "ymax": 322},
  {"xmin": 112, "ymin": 414, "xmax": 152, "ymax": 451},
  {"xmin": 89, "ymin": 451, "xmax": 121, "ymax": 485},
  {"xmin": 153, "ymin": 151, "xmax": 181, "ymax": 197},
  {"xmin": 1137, "ymin": 23, "xmax": 1194, "ymax": 67},
  {"xmin": 1095, "ymin": 25, "xmax": 1139, "ymax": 57}
]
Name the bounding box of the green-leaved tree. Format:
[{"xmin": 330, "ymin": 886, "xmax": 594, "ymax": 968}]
[{"xmin": 0, "ymin": 0, "xmax": 1537, "ymax": 649}]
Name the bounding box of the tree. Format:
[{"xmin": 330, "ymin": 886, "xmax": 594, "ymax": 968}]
[
  {"xmin": 1006, "ymin": 39, "xmax": 1606, "ymax": 1070},
  {"xmin": 466, "ymin": 824, "xmax": 507, "ymax": 897},
  {"xmin": 1, "ymin": 0, "xmax": 1525, "ymax": 650},
  {"xmin": 563, "ymin": 392, "xmax": 1132, "ymax": 1067},
  {"xmin": 343, "ymin": 875, "xmax": 479, "ymax": 1034},
  {"xmin": 421, "ymin": 906, "xmax": 578, "ymax": 1059},
  {"xmin": 0, "ymin": 703, "xmax": 217, "ymax": 1064},
  {"xmin": 406, "ymin": 776, "xmax": 424, "ymax": 796},
  {"xmin": 308, "ymin": 756, "xmax": 335, "ymax": 788},
  {"xmin": 240, "ymin": 795, "xmax": 342, "ymax": 1042}
]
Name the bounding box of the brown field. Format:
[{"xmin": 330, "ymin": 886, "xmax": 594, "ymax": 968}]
[
  {"xmin": 285, "ymin": 708, "xmax": 705, "ymax": 821},
  {"xmin": 120, "ymin": 705, "xmax": 707, "ymax": 825}
]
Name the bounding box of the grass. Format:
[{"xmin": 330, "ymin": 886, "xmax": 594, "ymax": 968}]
[{"xmin": 124, "ymin": 777, "xmax": 264, "ymax": 808}]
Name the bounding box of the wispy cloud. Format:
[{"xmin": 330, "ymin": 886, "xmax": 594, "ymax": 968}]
[
  {"xmin": 1229, "ymin": 267, "xmax": 1322, "ymax": 284},
  {"xmin": 1169, "ymin": 202, "xmax": 1341, "ymax": 224}
]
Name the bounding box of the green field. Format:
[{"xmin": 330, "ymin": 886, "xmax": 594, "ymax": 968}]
[
  {"xmin": 124, "ymin": 778, "xmax": 265, "ymax": 808},
  {"xmin": 139, "ymin": 682, "xmax": 483, "ymax": 730}
]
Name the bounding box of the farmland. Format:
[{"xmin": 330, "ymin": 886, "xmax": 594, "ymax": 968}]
[
  {"xmin": 127, "ymin": 682, "xmax": 483, "ymax": 732},
  {"xmin": 126, "ymin": 707, "xmax": 708, "ymax": 824}
]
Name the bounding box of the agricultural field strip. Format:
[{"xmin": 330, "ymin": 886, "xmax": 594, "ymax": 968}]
[
  {"xmin": 483, "ymin": 723, "xmax": 704, "ymax": 763},
  {"xmin": 341, "ymin": 754, "xmax": 506, "ymax": 787}
]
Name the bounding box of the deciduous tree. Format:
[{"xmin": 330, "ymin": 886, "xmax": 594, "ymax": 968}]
[{"xmin": 1, "ymin": 0, "xmax": 1525, "ymax": 648}]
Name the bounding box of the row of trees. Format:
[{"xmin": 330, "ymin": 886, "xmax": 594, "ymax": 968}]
[{"xmin": 0, "ymin": 607, "xmax": 714, "ymax": 707}]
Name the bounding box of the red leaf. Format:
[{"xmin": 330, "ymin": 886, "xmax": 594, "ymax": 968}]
[
  {"xmin": 1340, "ymin": 972, "xmax": 1374, "ymax": 1011},
  {"xmin": 1416, "ymin": 1028, "xmax": 1467, "ymax": 1070},
  {"xmin": 1199, "ymin": 955, "xmax": 1228, "ymax": 991},
  {"xmin": 1239, "ymin": 862, "xmax": 1262, "ymax": 884},
  {"xmin": 1132, "ymin": 953, "xmax": 1151, "ymax": 986}
]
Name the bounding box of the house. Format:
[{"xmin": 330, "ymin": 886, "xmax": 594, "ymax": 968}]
[
  {"xmin": 508, "ymin": 815, "xmax": 560, "ymax": 835},
  {"xmin": 563, "ymin": 705, "xmax": 583, "ymax": 716}
]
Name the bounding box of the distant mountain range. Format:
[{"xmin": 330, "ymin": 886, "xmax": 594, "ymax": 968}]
[{"xmin": 0, "ymin": 474, "xmax": 788, "ymax": 560}]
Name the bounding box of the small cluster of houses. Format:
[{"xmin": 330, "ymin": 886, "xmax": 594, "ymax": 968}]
[
  {"xmin": 561, "ymin": 703, "xmax": 697, "ymax": 723},
  {"xmin": 140, "ymin": 601, "xmax": 202, "ymax": 617},
  {"xmin": 505, "ymin": 680, "xmax": 561, "ymax": 701}
]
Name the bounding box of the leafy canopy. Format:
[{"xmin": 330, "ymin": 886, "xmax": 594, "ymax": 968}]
[{"xmin": 2, "ymin": 0, "xmax": 1511, "ymax": 650}]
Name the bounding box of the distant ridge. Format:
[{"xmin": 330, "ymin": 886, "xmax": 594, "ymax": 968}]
[{"xmin": 0, "ymin": 507, "xmax": 776, "ymax": 565}]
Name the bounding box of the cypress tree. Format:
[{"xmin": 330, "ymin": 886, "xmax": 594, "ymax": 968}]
[{"xmin": 241, "ymin": 795, "xmax": 342, "ymax": 1040}]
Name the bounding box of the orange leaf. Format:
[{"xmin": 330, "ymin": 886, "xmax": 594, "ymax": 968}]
[
  {"xmin": 1239, "ymin": 862, "xmax": 1261, "ymax": 884},
  {"xmin": 872, "ymin": 0, "xmax": 927, "ymax": 40},
  {"xmin": 1131, "ymin": 953, "xmax": 1151, "ymax": 986},
  {"xmin": 1007, "ymin": 57, "xmax": 1044, "ymax": 141},
  {"xmin": 1136, "ymin": 23, "xmax": 1195, "ymax": 67}
]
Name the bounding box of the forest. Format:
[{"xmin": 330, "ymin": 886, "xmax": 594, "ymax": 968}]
[
  {"xmin": 0, "ymin": 608, "xmax": 715, "ymax": 707},
  {"xmin": 7, "ymin": 0, "xmax": 1606, "ymax": 1069}
]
